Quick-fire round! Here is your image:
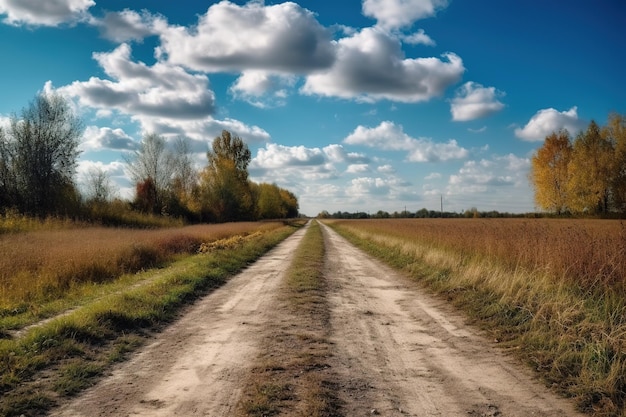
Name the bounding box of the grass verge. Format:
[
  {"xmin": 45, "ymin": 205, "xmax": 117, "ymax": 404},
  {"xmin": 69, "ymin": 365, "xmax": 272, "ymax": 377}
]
[
  {"xmin": 0, "ymin": 221, "xmax": 303, "ymax": 417},
  {"xmin": 324, "ymin": 219, "xmax": 626, "ymax": 417},
  {"xmin": 237, "ymin": 220, "xmax": 341, "ymax": 417}
]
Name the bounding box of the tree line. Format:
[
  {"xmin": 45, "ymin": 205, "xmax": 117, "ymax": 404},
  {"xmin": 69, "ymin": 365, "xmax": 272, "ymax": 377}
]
[
  {"xmin": 0, "ymin": 92, "xmax": 298, "ymax": 223},
  {"xmin": 529, "ymin": 114, "xmax": 626, "ymax": 215}
]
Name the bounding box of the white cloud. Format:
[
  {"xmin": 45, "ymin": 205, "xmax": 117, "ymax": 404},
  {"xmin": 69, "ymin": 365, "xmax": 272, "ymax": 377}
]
[
  {"xmin": 347, "ymin": 177, "xmax": 391, "ymax": 196},
  {"xmin": 250, "ymin": 144, "xmax": 338, "ymax": 185},
  {"xmin": 344, "ymin": 121, "xmax": 468, "ymax": 162},
  {"xmin": 377, "ymin": 164, "xmax": 395, "ymax": 173},
  {"xmin": 77, "ymin": 159, "xmax": 126, "ymax": 179},
  {"xmin": 59, "ymin": 43, "xmax": 215, "ymax": 120},
  {"xmin": 229, "ymin": 70, "xmax": 297, "ymax": 108},
  {"xmin": 362, "ymin": 0, "xmax": 448, "ymax": 29},
  {"xmin": 445, "ymin": 154, "xmax": 532, "ymax": 211},
  {"xmin": 94, "ymin": 9, "xmax": 166, "ymax": 43},
  {"xmin": 0, "ymin": 115, "xmax": 10, "ymax": 130},
  {"xmin": 450, "ymin": 82, "xmax": 505, "ymax": 121},
  {"xmin": 82, "ymin": 126, "xmax": 138, "ymax": 151},
  {"xmin": 515, "ymin": 106, "xmax": 586, "ymax": 141},
  {"xmin": 252, "ymin": 143, "xmax": 325, "ymax": 169},
  {"xmin": 425, "ymin": 172, "xmax": 441, "ymax": 180},
  {"xmin": 322, "ymin": 144, "xmax": 369, "ymax": 164},
  {"xmin": 137, "ymin": 117, "xmax": 270, "ymax": 146},
  {"xmin": 401, "ymin": 29, "xmax": 436, "ymax": 46},
  {"xmin": 0, "ymin": 0, "xmax": 94, "ymax": 26},
  {"xmin": 346, "ymin": 164, "xmax": 370, "ymax": 174},
  {"xmin": 158, "ymin": 1, "xmax": 335, "ymax": 73},
  {"xmin": 55, "ymin": 43, "xmax": 267, "ymax": 144},
  {"xmin": 468, "ymin": 126, "xmax": 487, "ymax": 133},
  {"xmin": 302, "ymin": 28, "xmax": 463, "ymax": 103}
]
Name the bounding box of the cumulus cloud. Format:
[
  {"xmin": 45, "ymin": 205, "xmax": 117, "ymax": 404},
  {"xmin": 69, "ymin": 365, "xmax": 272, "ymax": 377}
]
[
  {"xmin": 59, "ymin": 43, "xmax": 215, "ymax": 120},
  {"xmin": 253, "ymin": 143, "xmax": 326, "ymax": 169},
  {"xmin": 322, "ymin": 144, "xmax": 369, "ymax": 164},
  {"xmin": 0, "ymin": 0, "xmax": 94, "ymax": 26},
  {"xmin": 347, "ymin": 177, "xmax": 391, "ymax": 196},
  {"xmin": 515, "ymin": 106, "xmax": 586, "ymax": 141},
  {"xmin": 82, "ymin": 126, "xmax": 138, "ymax": 151},
  {"xmin": 450, "ymin": 82, "xmax": 505, "ymax": 121},
  {"xmin": 94, "ymin": 9, "xmax": 166, "ymax": 43},
  {"xmin": 158, "ymin": 1, "xmax": 335, "ymax": 73},
  {"xmin": 401, "ymin": 29, "xmax": 436, "ymax": 46},
  {"xmin": 77, "ymin": 159, "xmax": 126, "ymax": 179},
  {"xmin": 250, "ymin": 143, "xmax": 339, "ymax": 183},
  {"xmin": 57, "ymin": 43, "xmax": 270, "ymax": 144},
  {"xmin": 302, "ymin": 28, "xmax": 464, "ymax": 103},
  {"xmin": 229, "ymin": 71, "xmax": 297, "ymax": 108},
  {"xmin": 447, "ymin": 154, "xmax": 530, "ymax": 198},
  {"xmin": 362, "ymin": 0, "xmax": 448, "ymax": 29},
  {"xmin": 346, "ymin": 164, "xmax": 370, "ymax": 174},
  {"xmin": 344, "ymin": 121, "xmax": 468, "ymax": 162},
  {"xmin": 137, "ymin": 116, "xmax": 271, "ymax": 146}
]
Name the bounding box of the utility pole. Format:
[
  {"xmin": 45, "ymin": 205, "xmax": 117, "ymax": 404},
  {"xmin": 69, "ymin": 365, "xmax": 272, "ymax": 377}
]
[{"xmin": 440, "ymin": 194, "xmax": 443, "ymax": 217}]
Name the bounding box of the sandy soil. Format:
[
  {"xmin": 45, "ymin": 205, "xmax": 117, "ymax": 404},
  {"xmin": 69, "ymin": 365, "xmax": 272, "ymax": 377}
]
[{"xmin": 50, "ymin": 221, "xmax": 584, "ymax": 417}]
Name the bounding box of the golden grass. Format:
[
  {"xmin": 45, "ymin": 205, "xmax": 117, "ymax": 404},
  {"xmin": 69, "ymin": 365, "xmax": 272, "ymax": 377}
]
[
  {"xmin": 0, "ymin": 222, "xmax": 283, "ymax": 318},
  {"xmin": 324, "ymin": 218, "xmax": 626, "ymax": 417}
]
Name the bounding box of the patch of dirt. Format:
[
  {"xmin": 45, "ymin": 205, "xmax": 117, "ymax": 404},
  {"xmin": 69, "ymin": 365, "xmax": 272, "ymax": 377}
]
[{"xmin": 50, "ymin": 222, "xmax": 584, "ymax": 417}]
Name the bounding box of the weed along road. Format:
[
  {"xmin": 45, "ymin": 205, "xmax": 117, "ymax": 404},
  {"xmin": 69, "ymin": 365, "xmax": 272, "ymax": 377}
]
[{"xmin": 51, "ymin": 221, "xmax": 583, "ymax": 417}]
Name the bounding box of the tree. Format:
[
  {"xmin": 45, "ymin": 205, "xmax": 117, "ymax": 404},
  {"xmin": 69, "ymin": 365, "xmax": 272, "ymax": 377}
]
[
  {"xmin": 603, "ymin": 113, "xmax": 626, "ymax": 213},
  {"xmin": 125, "ymin": 133, "xmax": 174, "ymax": 214},
  {"xmin": 199, "ymin": 131, "xmax": 252, "ymax": 222},
  {"xmin": 256, "ymin": 183, "xmax": 284, "ymax": 219},
  {"xmin": 567, "ymin": 121, "xmax": 614, "ymax": 214},
  {"xmin": 83, "ymin": 167, "xmax": 116, "ymax": 204},
  {"xmin": 170, "ymin": 137, "xmax": 199, "ymax": 216},
  {"xmin": 279, "ymin": 188, "xmax": 299, "ymax": 218},
  {"xmin": 0, "ymin": 92, "xmax": 83, "ymax": 215},
  {"xmin": 529, "ymin": 130, "xmax": 572, "ymax": 214}
]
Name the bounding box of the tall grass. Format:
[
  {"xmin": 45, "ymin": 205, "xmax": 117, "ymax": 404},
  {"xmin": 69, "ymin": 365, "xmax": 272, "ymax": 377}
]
[
  {"xmin": 325, "ymin": 218, "xmax": 626, "ymax": 417},
  {"xmin": 0, "ymin": 222, "xmax": 284, "ymax": 327}
]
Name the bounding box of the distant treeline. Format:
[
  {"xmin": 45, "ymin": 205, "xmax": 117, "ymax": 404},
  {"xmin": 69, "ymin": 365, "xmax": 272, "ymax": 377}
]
[
  {"xmin": 0, "ymin": 92, "xmax": 298, "ymax": 225},
  {"xmin": 317, "ymin": 208, "xmax": 535, "ymax": 219}
]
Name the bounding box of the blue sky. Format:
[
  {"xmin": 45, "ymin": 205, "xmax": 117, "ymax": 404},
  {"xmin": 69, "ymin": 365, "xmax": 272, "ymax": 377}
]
[{"xmin": 0, "ymin": 0, "xmax": 624, "ymax": 216}]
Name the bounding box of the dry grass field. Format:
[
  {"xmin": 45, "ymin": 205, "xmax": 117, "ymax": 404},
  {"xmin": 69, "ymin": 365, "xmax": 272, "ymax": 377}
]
[
  {"xmin": 325, "ymin": 218, "xmax": 626, "ymax": 416},
  {"xmin": 0, "ymin": 221, "xmax": 283, "ymax": 319}
]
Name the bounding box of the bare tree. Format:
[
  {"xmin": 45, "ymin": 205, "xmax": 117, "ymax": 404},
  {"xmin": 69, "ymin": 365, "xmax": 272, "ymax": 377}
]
[
  {"xmin": 83, "ymin": 167, "xmax": 117, "ymax": 203},
  {"xmin": 0, "ymin": 92, "xmax": 83, "ymax": 215},
  {"xmin": 125, "ymin": 133, "xmax": 174, "ymax": 213}
]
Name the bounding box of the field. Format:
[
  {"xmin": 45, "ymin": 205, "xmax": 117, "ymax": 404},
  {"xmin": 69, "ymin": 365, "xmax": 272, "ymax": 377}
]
[
  {"xmin": 0, "ymin": 221, "xmax": 282, "ymax": 322},
  {"xmin": 324, "ymin": 218, "xmax": 626, "ymax": 416}
]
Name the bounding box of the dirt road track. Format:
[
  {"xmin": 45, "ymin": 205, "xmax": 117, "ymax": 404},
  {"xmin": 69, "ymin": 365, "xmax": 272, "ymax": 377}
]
[
  {"xmin": 50, "ymin": 224, "xmax": 310, "ymax": 417},
  {"xmin": 50, "ymin": 221, "xmax": 583, "ymax": 416},
  {"xmin": 320, "ymin": 222, "xmax": 583, "ymax": 417}
]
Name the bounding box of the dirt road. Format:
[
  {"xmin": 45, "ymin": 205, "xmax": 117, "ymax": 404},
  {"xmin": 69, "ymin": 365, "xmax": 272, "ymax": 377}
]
[{"xmin": 51, "ymin": 221, "xmax": 583, "ymax": 416}]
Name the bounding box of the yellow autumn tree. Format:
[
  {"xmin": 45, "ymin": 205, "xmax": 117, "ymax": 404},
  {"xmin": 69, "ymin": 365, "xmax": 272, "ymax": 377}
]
[
  {"xmin": 199, "ymin": 130, "xmax": 252, "ymax": 222},
  {"xmin": 567, "ymin": 121, "xmax": 615, "ymax": 214},
  {"xmin": 603, "ymin": 113, "xmax": 626, "ymax": 214},
  {"xmin": 529, "ymin": 130, "xmax": 572, "ymax": 214}
]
